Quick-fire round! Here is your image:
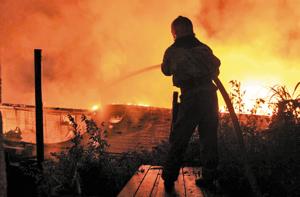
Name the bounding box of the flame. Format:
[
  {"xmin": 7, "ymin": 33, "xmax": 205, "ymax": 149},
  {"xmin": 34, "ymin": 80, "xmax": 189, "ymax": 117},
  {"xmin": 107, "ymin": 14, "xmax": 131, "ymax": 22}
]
[
  {"xmin": 242, "ymin": 82, "xmax": 273, "ymax": 115},
  {"xmin": 91, "ymin": 104, "xmax": 101, "ymax": 111},
  {"xmin": 137, "ymin": 103, "xmax": 150, "ymax": 107},
  {"xmin": 219, "ymin": 106, "xmax": 227, "ymax": 113},
  {"xmin": 225, "ymin": 81, "xmax": 275, "ymax": 115},
  {"xmin": 125, "ymin": 102, "xmax": 150, "ymax": 107}
]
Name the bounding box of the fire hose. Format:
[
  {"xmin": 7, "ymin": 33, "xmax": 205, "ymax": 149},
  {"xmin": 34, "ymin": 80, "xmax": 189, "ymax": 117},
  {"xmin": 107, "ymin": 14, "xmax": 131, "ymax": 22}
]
[
  {"xmin": 171, "ymin": 78, "xmax": 261, "ymax": 196},
  {"xmin": 108, "ymin": 65, "xmax": 262, "ymax": 196},
  {"xmin": 169, "ymin": 78, "xmax": 261, "ymax": 196},
  {"xmin": 213, "ymin": 78, "xmax": 261, "ymax": 196}
]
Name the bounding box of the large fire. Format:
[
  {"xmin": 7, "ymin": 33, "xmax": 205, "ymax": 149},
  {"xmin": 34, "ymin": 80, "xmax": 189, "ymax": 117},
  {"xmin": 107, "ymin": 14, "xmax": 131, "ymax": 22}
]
[
  {"xmin": 1, "ymin": 0, "xmax": 299, "ymax": 115},
  {"xmin": 91, "ymin": 104, "xmax": 101, "ymax": 112}
]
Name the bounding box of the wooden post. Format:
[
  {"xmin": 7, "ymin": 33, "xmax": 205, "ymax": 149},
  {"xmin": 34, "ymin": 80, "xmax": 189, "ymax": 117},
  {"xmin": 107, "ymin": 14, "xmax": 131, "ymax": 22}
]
[
  {"xmin": 34, "ymin": 49, "xmax": 44, "ymax": 164},
  {"xmin": 0, "ymin": 112, "xmax": 7, "ymax": 197},
  {"xmin": 169, "ymin": 91, "xmax": 179, "ymax": 143}
]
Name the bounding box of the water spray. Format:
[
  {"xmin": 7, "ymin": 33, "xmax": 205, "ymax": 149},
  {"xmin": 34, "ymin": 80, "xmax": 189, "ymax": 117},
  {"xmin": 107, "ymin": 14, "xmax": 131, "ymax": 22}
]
[{"xmin": 106, "ymin": 64, "xmax": 160, "ymax": 87}]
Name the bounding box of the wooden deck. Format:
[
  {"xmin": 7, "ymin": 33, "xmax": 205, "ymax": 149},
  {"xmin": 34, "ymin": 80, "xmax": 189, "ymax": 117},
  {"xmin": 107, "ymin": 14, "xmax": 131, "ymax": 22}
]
[{"xmin": 118, "ymin": 165, "xmax": 209, "ymax": 197}]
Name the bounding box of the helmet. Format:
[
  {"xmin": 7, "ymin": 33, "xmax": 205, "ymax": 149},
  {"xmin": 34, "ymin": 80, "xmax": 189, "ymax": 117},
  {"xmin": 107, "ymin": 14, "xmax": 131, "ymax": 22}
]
[{"xmin": 171, "ymin": 16, "xmax": 194, "ymax": 39}]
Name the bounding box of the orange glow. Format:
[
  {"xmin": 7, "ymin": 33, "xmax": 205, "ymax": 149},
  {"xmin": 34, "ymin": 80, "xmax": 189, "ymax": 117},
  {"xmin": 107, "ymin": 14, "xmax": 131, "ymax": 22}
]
[
  {"xmin": 125, "ymin": 102, "xmax": 150, "ymax": 107},
  {"xmin": 241, "ymin": 82, "xmax": 273, "ymax": 115},
  {"xmin": 91, "ymin": 104, "xmax": 101, "ymax": 111},
  {"xmin": 219, "ymin": 106, "xmax": 227, "ymax": 113},
  {"xmin": 0, "ymin": 1, "xmax": 299, "ymax": 111},
  {"xmin": 136, "ymin": 103, "xmax": 150, "ymax": 107}
]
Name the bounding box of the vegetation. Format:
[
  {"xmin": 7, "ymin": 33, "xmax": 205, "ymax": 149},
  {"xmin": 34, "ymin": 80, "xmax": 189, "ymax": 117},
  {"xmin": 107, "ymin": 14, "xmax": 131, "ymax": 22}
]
[
  {"xmin": 4, "ymin": 81, "xmax": 300, "ymax": 197},
  {"xmin": 270, "ymin": 82, "xmax": 300, "ymax": 125},
  {"xmin": 26, "ymin": 115, "xmax": 146, "ymax": 197}
]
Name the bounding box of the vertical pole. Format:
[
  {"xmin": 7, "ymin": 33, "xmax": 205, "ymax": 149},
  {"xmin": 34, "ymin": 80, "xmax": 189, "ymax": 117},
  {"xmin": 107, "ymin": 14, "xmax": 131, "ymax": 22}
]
[{"xmin": 34, "ymin": 49, "xmax": 44, "ymax": 164}]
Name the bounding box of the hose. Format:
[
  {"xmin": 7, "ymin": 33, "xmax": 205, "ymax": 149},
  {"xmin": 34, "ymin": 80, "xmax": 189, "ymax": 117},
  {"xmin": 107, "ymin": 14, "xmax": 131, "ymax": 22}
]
[
  {"xmin": 214, "ymin": 77, "xmax": 261, "ymax": 197},
  {"xmin": 107, "ymin": 65, "xmax": 262, "ymax": 196}
]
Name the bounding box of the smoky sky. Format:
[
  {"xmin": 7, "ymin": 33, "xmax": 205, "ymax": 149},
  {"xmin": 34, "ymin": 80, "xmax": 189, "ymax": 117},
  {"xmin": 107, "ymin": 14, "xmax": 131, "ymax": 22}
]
[
  {"xmin": 197, "ymin": 0, "xmax": 300, "ymax": 59},
  {"xmin": 1, "ymin": 0, "xmax": 299, "ymax": 109}
]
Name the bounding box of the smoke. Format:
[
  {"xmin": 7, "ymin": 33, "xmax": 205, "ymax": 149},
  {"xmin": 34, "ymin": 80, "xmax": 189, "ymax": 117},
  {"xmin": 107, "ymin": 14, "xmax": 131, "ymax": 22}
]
[
  {"xmin": 197, "ymin": 0, "xmax": 300, "ymax": 58},
  {"xmin": 196, "ymin": 0, "xmax": 300, "ymax": 89},
  {"xmin": 1, "ymin": 0, "xmax": 299, "ymax": 109},
  {"xmin": 0, "ymin": 0, "xmax": 200, "ymax": 108}
]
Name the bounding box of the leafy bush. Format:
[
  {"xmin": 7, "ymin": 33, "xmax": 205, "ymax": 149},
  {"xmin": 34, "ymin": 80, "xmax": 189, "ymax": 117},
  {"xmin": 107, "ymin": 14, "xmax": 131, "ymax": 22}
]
[
  {"xmin": 270, "ymin": 83, "xmax": 300, "ymax": 125},
  {"xmin": 32, "ymin": 115, "xmax": 149, "ymax": 196}
]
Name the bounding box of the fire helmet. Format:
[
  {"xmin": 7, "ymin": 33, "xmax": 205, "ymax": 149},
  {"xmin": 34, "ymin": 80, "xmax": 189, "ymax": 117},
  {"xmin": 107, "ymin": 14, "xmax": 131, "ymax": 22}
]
[{"xmin": 171, "ymin": 16, "xmax": 194, "ymax": 38}]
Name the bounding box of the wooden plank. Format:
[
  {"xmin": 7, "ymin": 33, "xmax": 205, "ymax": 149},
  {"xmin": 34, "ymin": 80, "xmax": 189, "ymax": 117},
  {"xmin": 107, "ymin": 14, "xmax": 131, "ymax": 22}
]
[
  {"xmin": 135, "ymin": 166, "xmax": 160, "ymax": 197},
  {"xmin": 183, "ymin": 167, "xmax": 204, "ymax": 197},
  {"xmin": 150, "ymin": 169, "xmax": 163, "ymax": 197},
  {"xmin": 152, "ymin": 168, "xmax": 186, "ymax": 197},
  {"xmin": 174, "ymin": 168, "xmax": 186, "ymax": 196},
  {"xmin": 118, "ymin": 165, "xmax": 151, "ymax": 197},
  {"xmin": 148, "ymin": 166, "xmax": 163, "ymax": 197},
  {"xmin": 120, "ymin": 166, "xmax": 205, "ymax": 197}
]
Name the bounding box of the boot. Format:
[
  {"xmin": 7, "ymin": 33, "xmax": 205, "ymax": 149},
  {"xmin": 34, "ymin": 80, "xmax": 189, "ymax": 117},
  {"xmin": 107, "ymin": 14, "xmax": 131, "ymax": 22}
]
[
  {"xmin": 195, "ymin": 168, "xmax": 217, "ymax": 191},
  {"xmin": 164, "ymin": 180, "xmax": 174, "ymax": 193}
]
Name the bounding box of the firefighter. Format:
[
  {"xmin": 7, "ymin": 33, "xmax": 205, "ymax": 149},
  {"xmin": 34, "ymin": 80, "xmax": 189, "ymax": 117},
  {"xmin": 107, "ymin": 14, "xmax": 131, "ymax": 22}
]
[{"xmin": 161, "ymin": 16, "xmax": 221, "ymax": 191}]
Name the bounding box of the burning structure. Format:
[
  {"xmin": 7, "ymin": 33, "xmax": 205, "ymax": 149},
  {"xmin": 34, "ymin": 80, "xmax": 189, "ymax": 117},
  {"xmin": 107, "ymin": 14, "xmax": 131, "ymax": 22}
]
[
  {"xmin": 0, "ymin": 103, "xmax": 92, "ymax": 144},
  {"xmin": 1, "ymin": 102, "xmax": 93, "ymax": 159}
]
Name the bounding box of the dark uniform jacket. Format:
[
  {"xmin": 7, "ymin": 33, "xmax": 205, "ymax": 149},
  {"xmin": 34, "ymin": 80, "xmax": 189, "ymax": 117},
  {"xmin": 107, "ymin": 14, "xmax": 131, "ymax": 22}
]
[{"xmin": 161, "ymin": 35, "xmax": 220, "ymax": 92}]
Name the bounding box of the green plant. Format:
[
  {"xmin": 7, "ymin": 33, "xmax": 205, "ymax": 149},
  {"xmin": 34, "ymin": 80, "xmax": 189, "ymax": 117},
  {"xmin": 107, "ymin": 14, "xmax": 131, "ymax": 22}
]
[
  {"xmin": 26, "ymin": 114, "xmax": 108, "ymax": 196},
  {"xmin": 34, "ymin": 115, "xmax": 153, "ymax": 196},
  {"xmin": 228, "ymin": 80, "xmax": 246, "ymax": 114},
  {"xmin": 270, "ymin": 82, "xmax": 300, "ymax": 125}
]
